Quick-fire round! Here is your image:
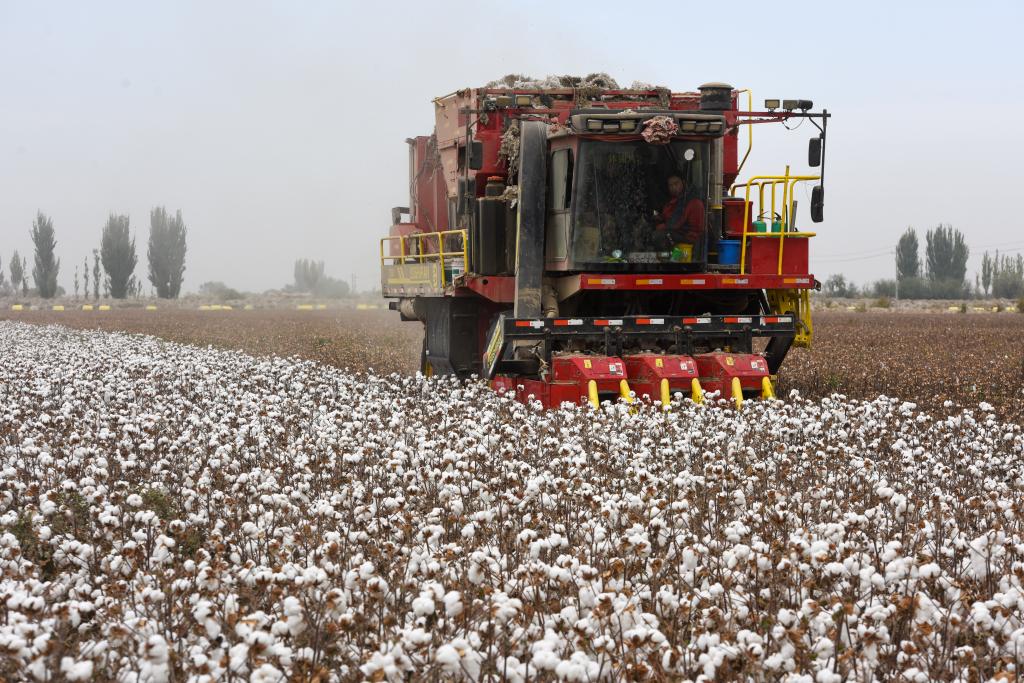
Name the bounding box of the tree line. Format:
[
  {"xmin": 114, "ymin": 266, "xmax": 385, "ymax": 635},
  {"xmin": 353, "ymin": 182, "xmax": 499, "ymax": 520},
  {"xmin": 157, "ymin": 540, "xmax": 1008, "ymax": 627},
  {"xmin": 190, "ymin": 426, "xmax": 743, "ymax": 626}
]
[
  {"xmin": 825, "ymin": 224, "xmax": 1023, "ymax": 300},
  {"xmin": 1, "ymin": 212, "xmax": 356, "ymax": 301},
  {"xmin": 1, "ymin": 209, "xmax": 187, "ymax": 299}
]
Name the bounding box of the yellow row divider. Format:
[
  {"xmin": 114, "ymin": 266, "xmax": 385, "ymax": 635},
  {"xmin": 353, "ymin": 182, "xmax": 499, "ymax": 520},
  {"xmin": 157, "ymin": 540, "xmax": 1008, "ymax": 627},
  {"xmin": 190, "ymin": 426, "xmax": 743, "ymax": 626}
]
[
  {"xmin": 691, "ymin": 378, "xmax": 704, "ymax": 405},
  {"xmin": 732, "ymin": 377, "xmax": 744, "ymax": 409},
  {"xmin": 587, "ymin": 380, "xmax": 599, "ymax": 409},
  {"xmin": 660, "ymin": 378, "xmax": 671, "ymax": 410},
  {"xmin": 619, "ymin": 379, "xmax": 634, "ymax": 404},
  {"xmin": 761, "ymin": 376, "xmax": 776, "ymax": 400}
]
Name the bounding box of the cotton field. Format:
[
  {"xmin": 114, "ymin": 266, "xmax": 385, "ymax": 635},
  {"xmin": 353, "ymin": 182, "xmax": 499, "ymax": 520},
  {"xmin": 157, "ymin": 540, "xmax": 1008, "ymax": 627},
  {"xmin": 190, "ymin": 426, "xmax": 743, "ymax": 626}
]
[{"xmin": 1, "ymin": 322, "xmax": 1022, "ymax": 682}]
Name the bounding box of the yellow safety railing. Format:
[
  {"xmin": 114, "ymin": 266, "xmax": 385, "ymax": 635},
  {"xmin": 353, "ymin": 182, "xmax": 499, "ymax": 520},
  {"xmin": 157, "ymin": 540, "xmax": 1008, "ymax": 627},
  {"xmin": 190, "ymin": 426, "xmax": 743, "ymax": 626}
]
[
  {"xmin": 732, "ymin": 168, "xmax": 820, "ymax": 274},
  {"xmin": 380, "ymin": 229, "xmax": 468, "ymax": 289}
]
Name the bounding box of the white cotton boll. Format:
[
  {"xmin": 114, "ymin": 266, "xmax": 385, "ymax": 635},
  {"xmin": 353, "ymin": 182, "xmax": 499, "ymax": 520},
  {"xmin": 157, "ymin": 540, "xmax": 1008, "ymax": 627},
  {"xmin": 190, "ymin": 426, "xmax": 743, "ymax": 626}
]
[
  {"xmin": 918, "ymin": 562, "xmax": 941, "ymax": 579},
  {"xmin": 250, "ymin": 663, "xmax": 284, "ymax": 682},
  {"xmin": 282, "ymin": 595, "xmax": 305, "ymax": 636},
  {"xmin": 229, "ymin": 642, "xmax": 251, "ymax": 674},
  {"xmin": 412, "ymin": 595, "xmax": 435, "ymax": 616},
  {"xmin": 140, "ymin": 635, "xmax": 171, "ymax": 683},
  {"xmin": 970, "ymin": 602, "xmax": 994, "ymax": 631},
  {"xmin": 436, "ymin": 644, "xmax": 461, "ymax": 671},
  {"xmin": 443, "ymin": 591, "xmax": 464, "ymax": 617},
  {"xmin": 531, "ymin": 649, "xmax": 561, "ymax": 671},
  {"xmin": 60, "ymin": 658, "xmax": 94, "ymax": 681},
  {"xmin": 815, "ymin": 671, "xmax": 842, "ymax": 683},
  {"xmin": 126, "ymin": 493, "xmax": 143, "ymax": 507},
  {"xmin": 824, "ymin": 562, "xmax": 846, "ymax": 577}
]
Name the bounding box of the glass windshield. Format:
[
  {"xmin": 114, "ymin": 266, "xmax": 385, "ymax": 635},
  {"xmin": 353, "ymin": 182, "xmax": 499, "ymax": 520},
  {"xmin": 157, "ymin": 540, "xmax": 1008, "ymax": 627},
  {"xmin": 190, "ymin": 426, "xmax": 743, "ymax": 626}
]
[{"xmin": 572, "ymin": 139, "xmax": 710, "ymax": 267}]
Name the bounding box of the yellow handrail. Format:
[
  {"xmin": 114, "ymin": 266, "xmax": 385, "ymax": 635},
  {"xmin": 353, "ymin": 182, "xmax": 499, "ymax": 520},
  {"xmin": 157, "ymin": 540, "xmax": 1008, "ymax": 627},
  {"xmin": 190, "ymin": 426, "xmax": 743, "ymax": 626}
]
[
  {"xmin": 380, "ymin": 229, "xmax": 468, "ymax": 288},
  {"xmin": 737, "ymin": 172, "xmax": 819, "ymax": 273}
]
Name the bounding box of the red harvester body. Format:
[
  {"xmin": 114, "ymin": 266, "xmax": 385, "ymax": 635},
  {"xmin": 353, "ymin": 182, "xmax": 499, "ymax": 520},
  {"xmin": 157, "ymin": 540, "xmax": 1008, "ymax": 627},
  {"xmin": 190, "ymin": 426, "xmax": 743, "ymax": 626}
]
[{"xmin": 381, "ymin": 79, "xmax": 829, "ymax": 408}]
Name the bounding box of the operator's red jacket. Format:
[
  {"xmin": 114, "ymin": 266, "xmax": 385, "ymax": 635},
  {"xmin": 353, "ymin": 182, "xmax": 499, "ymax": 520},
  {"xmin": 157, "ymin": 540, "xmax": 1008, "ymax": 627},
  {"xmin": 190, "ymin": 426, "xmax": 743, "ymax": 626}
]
[{"xmin": 658, "ymin": 196, "xmax": 705, "ymax": 243}]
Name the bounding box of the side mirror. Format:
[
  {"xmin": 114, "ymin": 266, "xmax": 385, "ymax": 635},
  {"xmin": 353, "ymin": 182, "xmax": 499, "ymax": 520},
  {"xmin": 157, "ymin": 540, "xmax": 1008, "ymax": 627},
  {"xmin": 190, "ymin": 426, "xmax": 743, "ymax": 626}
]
[
  {"xmin": 468, "ymin": 141, "xmax": 484, "ymax": 170},
  {"xmin": 808, "ymin": 137, "xmax": 822, "ymax": 167},
  {"xmin": 810, "ymin": 185, "xmax": 824, "ymax": 223}
]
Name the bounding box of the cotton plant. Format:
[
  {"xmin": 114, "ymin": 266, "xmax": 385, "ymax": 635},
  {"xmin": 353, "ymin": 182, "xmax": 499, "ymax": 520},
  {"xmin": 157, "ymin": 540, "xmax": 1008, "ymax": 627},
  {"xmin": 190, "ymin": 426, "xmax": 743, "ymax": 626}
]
[{"xmin": 0, "ymin": 320, "xmax": 1022, "ymax": 681}]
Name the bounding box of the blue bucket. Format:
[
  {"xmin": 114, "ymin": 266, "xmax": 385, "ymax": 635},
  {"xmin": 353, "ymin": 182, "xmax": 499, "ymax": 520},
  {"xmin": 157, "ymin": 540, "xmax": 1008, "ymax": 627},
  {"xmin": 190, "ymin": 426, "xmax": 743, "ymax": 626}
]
[{"xmin": 718, "ymin": 239, "xmax": 741, "ymax": 265}]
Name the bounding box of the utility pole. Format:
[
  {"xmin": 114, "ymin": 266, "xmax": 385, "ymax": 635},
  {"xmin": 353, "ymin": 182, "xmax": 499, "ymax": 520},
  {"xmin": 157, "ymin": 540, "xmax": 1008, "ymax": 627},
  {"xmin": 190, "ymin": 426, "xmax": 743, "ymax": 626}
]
[{"xmin": 894, "ymin": 251, "xmax": 899, "ymax": 302}]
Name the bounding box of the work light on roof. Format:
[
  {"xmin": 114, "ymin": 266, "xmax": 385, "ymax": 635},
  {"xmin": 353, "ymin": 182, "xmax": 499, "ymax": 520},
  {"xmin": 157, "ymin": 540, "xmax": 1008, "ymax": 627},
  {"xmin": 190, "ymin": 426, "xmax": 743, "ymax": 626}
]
[{"xmin": 783, "ymin": 99, "xmax": 813, "ymax": 111}]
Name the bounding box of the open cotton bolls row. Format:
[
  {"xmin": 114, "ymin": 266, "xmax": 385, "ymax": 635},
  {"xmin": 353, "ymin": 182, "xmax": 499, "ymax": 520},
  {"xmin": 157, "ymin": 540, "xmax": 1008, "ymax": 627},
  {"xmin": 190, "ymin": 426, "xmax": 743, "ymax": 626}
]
[{"xmin": 0, "ymin": 320, "xmax": 1023, "ymax": 681}]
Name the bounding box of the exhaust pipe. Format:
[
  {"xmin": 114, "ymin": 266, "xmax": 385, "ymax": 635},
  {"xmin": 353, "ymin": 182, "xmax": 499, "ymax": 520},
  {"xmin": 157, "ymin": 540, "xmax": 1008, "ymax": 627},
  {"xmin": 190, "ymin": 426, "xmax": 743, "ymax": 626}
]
[{"xmin": 514, "ymin": 120, "xmax": 548, "ymax": 318}]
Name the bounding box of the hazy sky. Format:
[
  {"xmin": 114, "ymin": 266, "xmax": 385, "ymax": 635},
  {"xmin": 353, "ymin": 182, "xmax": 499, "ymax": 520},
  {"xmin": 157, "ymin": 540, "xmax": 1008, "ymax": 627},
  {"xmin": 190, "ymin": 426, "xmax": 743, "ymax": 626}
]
[{"xmin": 2, "ymin": 0, "xmax": 1022, "ymax": 294}]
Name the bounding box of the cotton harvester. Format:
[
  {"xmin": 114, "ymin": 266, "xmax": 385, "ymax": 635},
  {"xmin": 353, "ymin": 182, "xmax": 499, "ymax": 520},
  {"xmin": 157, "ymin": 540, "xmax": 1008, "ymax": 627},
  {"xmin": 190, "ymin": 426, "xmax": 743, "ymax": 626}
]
[{"xmin": 380, "ymin": 78, "xmax": 829, "ymax": 408}]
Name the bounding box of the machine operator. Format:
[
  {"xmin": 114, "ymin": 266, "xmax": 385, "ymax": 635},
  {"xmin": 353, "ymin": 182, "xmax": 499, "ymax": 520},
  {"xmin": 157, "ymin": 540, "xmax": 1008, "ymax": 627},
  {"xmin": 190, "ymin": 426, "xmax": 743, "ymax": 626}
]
[{"xmin": 654, "ymin": 173, "xmax": 704, "ymax": 252}]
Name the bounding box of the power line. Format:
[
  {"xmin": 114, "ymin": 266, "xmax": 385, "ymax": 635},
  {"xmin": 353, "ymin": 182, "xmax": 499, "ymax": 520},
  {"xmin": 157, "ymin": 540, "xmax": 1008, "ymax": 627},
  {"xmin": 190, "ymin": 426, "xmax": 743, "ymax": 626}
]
[
  {"xmin": 815, "ymin": 245, "xmax": 895, "ymax": 259},
  {"xmin": 816, "ymin": 249, "xmax": 895, "ymax": 263}
]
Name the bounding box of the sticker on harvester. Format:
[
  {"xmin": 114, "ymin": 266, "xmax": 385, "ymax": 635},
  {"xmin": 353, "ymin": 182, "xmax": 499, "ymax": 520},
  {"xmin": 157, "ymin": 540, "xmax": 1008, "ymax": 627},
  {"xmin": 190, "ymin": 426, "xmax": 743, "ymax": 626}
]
[
  {"xmin": 726, "ymin": 357, "xmax": 735, "ymax": 366},
  {"xmin": 655, "ymin": 358, "xmax": 664, "ymax": 367},
  {"xmin": 583, "ymin": 359, "xmax": 592, "ymax": 369}
]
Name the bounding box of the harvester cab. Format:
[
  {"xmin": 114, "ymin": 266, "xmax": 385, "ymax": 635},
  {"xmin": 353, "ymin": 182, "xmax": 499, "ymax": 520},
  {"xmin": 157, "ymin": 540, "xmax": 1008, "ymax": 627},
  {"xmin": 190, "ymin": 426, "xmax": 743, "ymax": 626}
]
[{"xmin": 381, "ymin": 79, "xmax": 829, "ymax": 409}]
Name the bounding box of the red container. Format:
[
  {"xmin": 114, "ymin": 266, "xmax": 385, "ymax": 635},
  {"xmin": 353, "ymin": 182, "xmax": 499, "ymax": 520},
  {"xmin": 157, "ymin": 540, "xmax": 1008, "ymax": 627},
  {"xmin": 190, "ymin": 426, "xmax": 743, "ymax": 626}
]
[
  {"xmin": 746, "ymin": 236, "xmax": 809, "ymax": 274},
  {"xmin": 722, "ymin": 197, "xmax": 752, "ymax": 238}
]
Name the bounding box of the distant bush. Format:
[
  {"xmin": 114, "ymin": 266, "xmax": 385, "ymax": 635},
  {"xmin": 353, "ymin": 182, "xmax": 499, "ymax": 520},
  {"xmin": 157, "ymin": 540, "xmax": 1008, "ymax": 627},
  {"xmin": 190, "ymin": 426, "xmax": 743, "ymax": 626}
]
[
  {"xmin": 929, "ymin": 278, "xmax": 969, "ymax": 300},
  {"xmin": 896, "ymin": 276, "xmax": 930, "ymax": 300},
  {"xmin": 313, "ymin": 277, "xmax": 350, "ymax": 299},
  {"xmin": 1018, "ymin": 296, "xmax": 1024, "ymax": 313},
  {"xmin": 198, "ymin": 281, "xmax": 244, "ymax": 301},
  {"xmin": 874, "ymin": 296, "xmax": 891, "ymax": 309},
  {"xmin": 289, "ymin": 258, "xmax": 350, "ymax": 298},
  {"xmin": 871, "ymin": 279, "xmax": 896, "ymax": 298},
  {"xmin": 824, "ymin": 274, "xmax": 857, "ymax": 298}
]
